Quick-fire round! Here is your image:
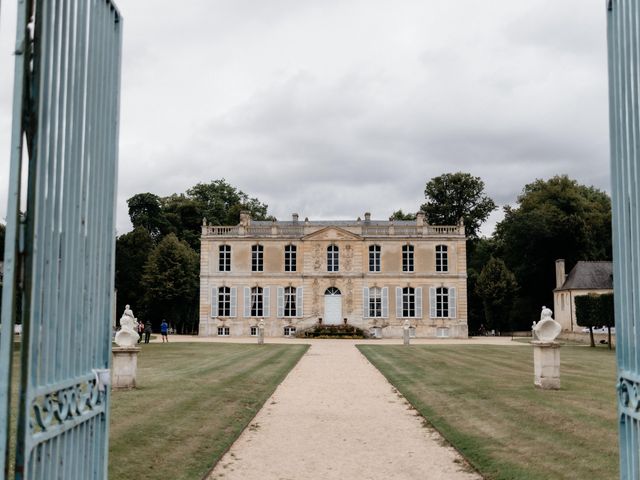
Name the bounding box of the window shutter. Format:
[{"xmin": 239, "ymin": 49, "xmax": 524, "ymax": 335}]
[
  {"xmin": 230, "ymin": 287, "xmax": 237, "ymax": 317},
  {"xmin": 211, "ymin": 287, "xmax": 218, "ymax": 317},
  {"xmin": 263, "ymin": 287, "xmax": 270, "ymax": 317},
  {"xmin": 429, "ymin": 287, "xmax": 436, "ymax": 318},
  {"xmin": 296, "ymin": 287, "xmax": 304, "ymax": 317},
  {"xmin": 277, "ymin": 287, "xmax": 284, "ymax": 318},
  {"xmin": 363, "ymin": 287, "xmax": 370, "ymax": 318},
  {"xmin": 382, "ymin": 287, "xmax": 389, "ymax": 318},
  {"xmin": 396, "ymin": 287, "xmax": 403, "ymax": 318},
  {"xmin": 415, "ymin": 287, "xmax": 423, "ymax": 318},
  {"xmin": 449, "ymin": 287, "xmax": 457, "ymax": 318},
  {"xmin": 244, "ymin": 287, "xmax": 251, "ymax": 317}
]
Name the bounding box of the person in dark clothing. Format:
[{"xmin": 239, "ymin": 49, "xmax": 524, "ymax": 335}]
[
  {"xmin": 137, "ymin": 320, "xmax": 144, "ymax": 343},
  {"xmin": 144, "ymin": 321, "xmax": 152, "ymax": 344}
]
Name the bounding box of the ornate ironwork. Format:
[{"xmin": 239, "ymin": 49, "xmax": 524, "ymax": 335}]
[{"xmin": 618, "ymin": 374, "xmax": 640, "ymax": 421}]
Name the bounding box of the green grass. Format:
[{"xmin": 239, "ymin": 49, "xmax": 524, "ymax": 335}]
[
  {"xmin": 109, "ymin": 343, "xmax": 308, "ymax": 480},
  {"xmin": 358, "ymin": 344, "xmax": 618, "ymax": 480}
]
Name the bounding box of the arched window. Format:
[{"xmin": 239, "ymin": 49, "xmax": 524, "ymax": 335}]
[
  {"xmin": 218, "ymin": 286, "xmax": 231, "ymax": 316},
  {"xmin": 369, "ymin": 287, "xmax": 382, "ymax": 317},
  {"xmin": 436, "ymin": 287, "xmax": 449, "ymax": 317},
  {"xmin": 369, "ymin": 245, "xmax": 381, "ymax": 272},
  {"xmin": 402, "ymin": 287, "xmax": 416, "ymax": 317},
  {"xmin": 327, "ymin": 244, "xmax": 339, "ymax": 272},
  {"xmin": 251, "ymin": 287, "xmax": 263, "ymax": 316},
  {"xmin": 219, "ymin": 245, "xmax": 231, "ymax": 272},
  {"xmin": 402, "ymin": 244, "xmax": 414, "ymax": 272},
  {"xmin": 285, "ymin": 244, "xmax": 297, "ymax": 272},
  {"xmin": 436, "ymin": 245, "xmax": 448, "ymax": 272},
  {"xmin": 284, "ymin": 286, "xmax": 297, "ymax": 317},
  {"xmin": 325, "ymin": 287, "xmax": 341, "ymax": 295},
  {"xmin": 252, "ymin": 244, "xmax": 264, "ymax": 272}
]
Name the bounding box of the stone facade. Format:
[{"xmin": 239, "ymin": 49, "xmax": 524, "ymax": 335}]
[{"xmin": 199, "ymin": 212, "xmax": 468, "ymax": 338}]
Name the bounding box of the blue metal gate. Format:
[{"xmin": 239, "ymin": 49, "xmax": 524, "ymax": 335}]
[
  {"xmin": 0, "ymin": 0, "xmax": 122, "ymax": 478},
  {"xmin": 607, "ymin": 0, "xmax": 640, "ymax": 478}
]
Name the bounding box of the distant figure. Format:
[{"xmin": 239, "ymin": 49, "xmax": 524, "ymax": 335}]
[
  {"xmin": 160, "ymin": 319, "xmax": 169, "ymax": 343},
  {"xmin": 137, "ymin": 320, "xmax": 144, "ymax": 343},
  {"xmin": 144, "ymin": 320, "xmax": 152, "ymax": 344}
]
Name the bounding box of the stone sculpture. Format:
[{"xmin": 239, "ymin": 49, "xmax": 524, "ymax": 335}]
[
  {"xmin": 531, "ymin": 306, "xmax": 562, "ymax": 390},
  {"xmin": 532, "ymin": 306, "xmax": 561, "ymax": 342},
  {"xmin": 115, "ymin": 305, "xmax": 140, "ymax": 347}
]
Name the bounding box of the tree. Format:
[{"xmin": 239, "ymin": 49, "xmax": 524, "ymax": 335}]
[
  {"xmin": 186, "ymin": 179, "xmax": 272, "ymax": 226},
  {"xmin": 466, "ymin": 237, "xmax": 499, "ymax": 334},
  {"xmin": 141, "ymin": 234, "xmax": 200, "ymax": 333},
  {"xmin": 115, "ymin": 227, "xmax": 154, "ymax": 320},
  {"xmin": 389, "ymin": 210, "xmax": 416, "ymax": 221},
  {"xmin": 161, "ymin": 194, "xmax": 204, "ymax": 250},
  {"xmin": 475, "ymin": 257, "xmax": 518, "ymax": 334},
  {"xmin": 127, "ymin": 193, "xmax": 170, "ymax": 239},
  {"xmin": 421, "ymin": 172, "xmax": 496, "ymax": 238},
  {"xmin": 494, "ymin": 175, "xmax": 612, "ymax": 327},
  {"xmin": 575, "ymin": 294, "xmax": 607, "ymax": 348}
]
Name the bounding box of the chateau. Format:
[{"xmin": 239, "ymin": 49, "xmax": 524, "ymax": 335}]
[{"xmin": 198, "ymin": 212, "xmax": 468, "ymax": 338}]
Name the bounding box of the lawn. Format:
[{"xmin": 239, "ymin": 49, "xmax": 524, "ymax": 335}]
[
  {"xmin": 109, "ymin": 342, "xmax": 308, "ymax": 480},
  {"xmin": 358, "ymin": 344, "xmax": 618, "ymax": 480}
]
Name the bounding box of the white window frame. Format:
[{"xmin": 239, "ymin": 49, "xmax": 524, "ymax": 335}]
[
  {"xmin": 368, "ymin": 287, "xmax": 383, "ymax": 317},
  {"xmin": 402, "ymin": 244, "xmax": 414, "ymax": 272},
  {"xmin": 285, "ymin": 244, "xmax": 297, "ymax": 272},
  {"xmin": 217, "ymin": 286, "xmax": 236, "ymax": 317},
  {"xmin": 284, "ymin": 286, "xmax": 296, "ymax": 317},
  {"xmin": 284, "ymin": 326, "xmax": 296, "ymax": 336},
  {"xmin": 251, "ymin": 286, "xmax": 263, "ymax": 317},
  {"xmin": 429, "ymin": 286, "xmax": 456, "ymax": 318},
  {"xmin": 250, "ymin": 326, "xmax": 258, "ymax": 336},
  {"xmin": 436, "ymin": 245, "xmax": 448, "ymax": 273},
  {"xmin": 252, "ymin": 244, "xmax": 264, "ymax": 272},
  {"xmin": 369, "ymin": 245, "xmax": 381, "ymax": 272},
  {"xmin": 436, "ymin": 327, "xmax": 450, "ymax": 338},
  {"xmin": 217, "ymin": 326, "xmax": 230, "ymax": 336},
  {"xmin": 219, "ymin": 245, "xmax": 231, "ymax": 272},
  {"xmin": 327, "ymin": 244, "xmax": 339, "ymax": 272}
]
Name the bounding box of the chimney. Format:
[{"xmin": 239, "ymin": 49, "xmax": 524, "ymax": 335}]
[
  {"xmin": 416, "ymin": 211, "xmax": 425, "ymax": 226},
  {"xmin": 239, "ymin": 210, "xmax": 251, "ymax": 226},
  {"xmin": 555, "ymin": 259, "xmax": 566, "ymax": 289},
  {"xmin": 292, "ymin": 213, "xmax": 299, "ymax": 223},
  {"xmin": 364, "ymin": 212, "xmax": 371, "ymax": 223}
]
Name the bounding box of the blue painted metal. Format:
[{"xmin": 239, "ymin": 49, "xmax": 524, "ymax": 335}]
[
  {"xmin": 608, "ymin": 0, "xmax": 640, "ymax": 477},
  {"xmin": 0, "ymin": 0, "xmax": 122, "ymax": 478}
]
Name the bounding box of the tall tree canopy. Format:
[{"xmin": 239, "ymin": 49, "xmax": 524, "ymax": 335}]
[
  {"xmin": 476, "ymin": 257, "xmax": 518, "ymax": 333},
  {"xmin": 115, "ymin": 227, "xmax": 154, "ymax": 319},
  {"xmin": 494, "ymin": 175, "xmax": 612, "ymax": 326},
  {"xmin": 389, "ymin": 210, "xmax": 417, "ymax": 221},
  {"xmin": 421, "ymin": 172, "xmax": 496, "ymax": 238}
]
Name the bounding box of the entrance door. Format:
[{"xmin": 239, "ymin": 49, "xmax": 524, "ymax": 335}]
[{"xmin": 324, "ymin": 287, "xmax": 342, "ymax": 325}]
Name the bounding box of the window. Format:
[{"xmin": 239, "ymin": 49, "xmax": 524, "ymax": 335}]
[
  {"xmin": 402, "ymin": 245, "xmax": 414, "ymax": 272},
  {"xmin": 252, "ymin": 244, "xmax": 264, "ymax": 272},
  {"xmin": 250, "ymin": 326, "xmax": 258, "ymax": 336},
  {"xmin": 251, "ymin": 287, "xmax": 263, "ymax": 316},
  {"xmin": 284, "ymin": 286, "xmax": 297, "ymax": 317},
  {"xmin": 436, "ymin": 245, "xmax": 448, "ymax": 272},
  {"xmin": 284, "ymin": 326, "xmax": 296, "ymax": 336},
  {"xmin": 219, "ymin": 245, "xmax": 231, "ymax": 272},
  {"xmin": 436, "ymin": 287, "xmax": 449, "ymax": 317},
  {"xmin": 218, "ymin": 287, "xmax": 231, "ymax": 317},
  {"xmin": 369, "ymin": 245, "xmax": 381, "ymax": 272},
  {"xmin": 368, "ymin": 287, "xmax": 383, "ymax": 317},
  {"xmin": 436, "ymin": 327, "xmax": 449, "ymax": 338},
  {"xmin": 402, "ymin": 287, "xmax": 416, "ymax": 318},
  {"xmin": 327, "ymin": 244, "xmax": 339, "ymax": 272},
  {"xmin": 217, "ymin": 326, "xmax": 230, "ymax": 336},
  {"xmin": 285, "ymin": 245, "xmax": 297, "ymax": 272}
]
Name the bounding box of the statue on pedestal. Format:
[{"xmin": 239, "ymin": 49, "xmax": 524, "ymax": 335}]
[
  {"xmin": 532, "ymin": 306, "xmax": 561, "ymax": 343},
  {"xmin": 115, "ymin": 305, "xmax": 140, "ymax": 347}
]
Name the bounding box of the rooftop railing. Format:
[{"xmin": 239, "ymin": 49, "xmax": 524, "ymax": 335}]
[{"xmin": 202, "ymin": 224, "xmax": 463, "ymax": 238}]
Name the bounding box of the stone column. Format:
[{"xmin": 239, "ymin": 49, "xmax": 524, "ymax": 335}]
[
  {"xmin": 403, "ymin": 319, "xmax": 410, "ymax": 346},
  {"xmin": 258, "ymin": 319, "xmax": 265, "ymax": 345},
  {"xmin": 112, "ymin": 346, "xmax": 141, "ymax": 389},
  {"xmin": 532, "ymin": 341, "xmax": 560, "ymax": 390}
]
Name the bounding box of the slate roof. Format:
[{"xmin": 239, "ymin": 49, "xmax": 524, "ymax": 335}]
[{"xmin": 556, "ymin": 261, "xmax": 613, "ymax": 291}]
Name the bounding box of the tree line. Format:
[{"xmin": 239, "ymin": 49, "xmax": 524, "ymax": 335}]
[{"xmin": 115, "ymin": 173, "xmax": 612, "ymax": 335}]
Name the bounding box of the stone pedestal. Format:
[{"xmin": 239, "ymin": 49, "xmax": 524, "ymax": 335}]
[
  {"xmin": 532, "ymin": 341, "xmax": 560, "ymax": 390},
  {"xmin": 112, "ymin": 346, "xmax": 140, "ymax": 389},
  {"xmin": 403, "ymin": 328, "xmax": 410, "ymax": 346},
  {"xmin": 258, "ymin": 326, "xmax": 264, "ymax": 345}
]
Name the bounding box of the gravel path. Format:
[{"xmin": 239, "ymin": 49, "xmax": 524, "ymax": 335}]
[{"xmin": 207, "ymin": 341, "xmax": 481, "ymax": 480}]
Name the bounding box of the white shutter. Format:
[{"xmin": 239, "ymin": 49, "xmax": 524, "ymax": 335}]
[
  {"xmin": 449, "ymin": 287, "xmax": 457, "ymax": 318},
  {"xmin": 211, "ymin": 287, "xmax": 218, "ymax": 317},
  {"xmin": 244, "ymin": 287, "xmax": 251, "ymax": 317},
  {"xmin": 263, "ymin": 287, "xmax": 270, "ymax": 317},
  {"xmin": 429, "ymin": 287, "xmax": 437, "ymax": 318},
  {"xmin": 396, "ymin": 287, "xmax": 403, "ymax": 318},
  {"xmin": 363, "ymin": 287, "xmax": 370, "ymax": 318},
  {"xmin": 415, "ymin": 287, "xmax": 423, "ymax": 318},
  {"xmin": 230, "ymin": 287, "xmax": 237, "ymax": 317},
  {"xmin": 296, "ymin": 287, "xmax": 304, "ymax": 317},
  {"xmin": 382, "ymin": 287, "xmax": 389, "ymax": 318},
  {"xmin": 277, "ymin": 287, "xmax": 284, "ymax": 318}
]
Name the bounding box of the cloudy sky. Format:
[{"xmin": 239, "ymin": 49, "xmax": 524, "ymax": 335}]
[{"xmin": 0, "ymin": 0, "xmax": 610, "ymax": 236}]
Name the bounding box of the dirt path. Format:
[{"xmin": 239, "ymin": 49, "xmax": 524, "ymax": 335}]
[{"xmin": 207, "ymin": 341, "xmax": 481, "ymax": 480}]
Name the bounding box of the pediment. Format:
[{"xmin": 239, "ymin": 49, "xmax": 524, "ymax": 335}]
[{"xmin": 302, "ymin": 226, "xmax": 362, "ymax": 241}]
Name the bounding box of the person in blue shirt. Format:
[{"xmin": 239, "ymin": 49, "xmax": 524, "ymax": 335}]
[{"xmin": 160, "ymin": 319, "xmax": 169, "ymax": 343}]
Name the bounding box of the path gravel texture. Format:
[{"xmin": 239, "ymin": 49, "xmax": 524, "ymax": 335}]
[{"xmin": 207, "ymin": 341, "xmax": 481, "ymax": 480}]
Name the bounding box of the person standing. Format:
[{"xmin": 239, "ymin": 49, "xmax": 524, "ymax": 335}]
[
  {"xmin": 144, "ymin": 320, "xmax": 152, "ymax": 344},
  {"xmin": 137, "ymin": 320, "xmax": 144, "ymax": 343},
  {"xmin": 160, "ymin": 319, "xmax": 169, "ymax": 343}
]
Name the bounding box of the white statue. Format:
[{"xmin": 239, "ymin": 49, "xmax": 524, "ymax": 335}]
[
  {"xmin": 532, "ymin": 306, "xmax": 561, "ymax": 343},
  {"xmin": 403, "ymin": 319, "xmax": 411, "ymax": 330},
  {"xmin": 115, "ymin": 304, "xmax": 140, "ymax": 347}
]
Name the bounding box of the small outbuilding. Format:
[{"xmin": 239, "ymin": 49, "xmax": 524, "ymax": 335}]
[{"xmin": 553, "ymin": 259, "xmax": 613, "ymax": 332}]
